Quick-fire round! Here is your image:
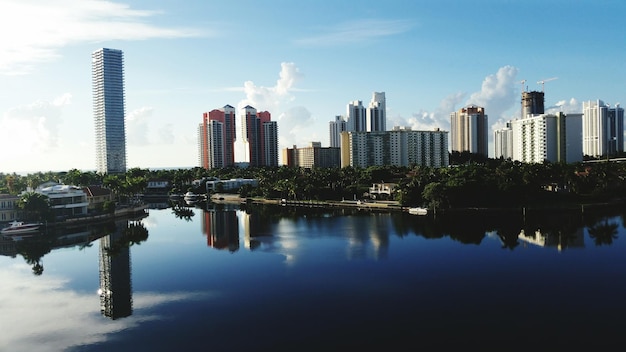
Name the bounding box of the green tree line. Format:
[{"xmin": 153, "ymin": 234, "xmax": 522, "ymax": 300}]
[{"xmin": 3, "ymin": 158, "xmax": 626, "ymax": 212}]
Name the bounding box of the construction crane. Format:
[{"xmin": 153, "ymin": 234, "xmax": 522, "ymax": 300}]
[
  {"xmin": 537, "ymin": 77, "xmax": 558, "ymax": 92},
  {"xmin": 520, "ymin": 79, "xmax": 527, "ymax": 92}
]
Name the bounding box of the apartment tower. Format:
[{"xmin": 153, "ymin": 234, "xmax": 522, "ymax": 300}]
[
  {"xmin": 346, "ymin": 100, "xmax": 366, "ymax": 132},
  {"xmin": 366, "ymin": 92, "xmax": 386, "ymax": 132},
  {"xmin": 199, "ymin": 105, "xmax": 236, "ymax": 169},
  {"xmin": 582, "ymin": 100, "xmax": 624, "ymax": 158},
  {"xmin": 240, "ymin": 106, "xmax": 278, "ymax": 166},
  {"xmin": 92, "ymin": 48, "xmax": 127, "ymax": 174},
  {"xmin": 329, "ymin": 115, "xmax": 347, "ymax": 148},
  {"xmin": 450, "ymin": 105, "xmax": 488, "ymax": 157}
]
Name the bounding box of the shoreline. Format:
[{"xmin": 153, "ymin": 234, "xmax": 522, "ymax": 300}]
[{"xmin": 208, "ymin": 193, "xmax": 626, "ymax": 215}]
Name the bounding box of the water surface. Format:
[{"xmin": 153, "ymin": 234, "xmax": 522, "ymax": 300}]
[{"xmin": 2, "ymin": 204, "xmax": 625, "ymax": 351}]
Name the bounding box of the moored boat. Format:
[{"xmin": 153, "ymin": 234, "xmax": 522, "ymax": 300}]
[
  {"xmin": 1, "ymin": 221, "xmax": 42, "ymax": 235},
  {"xmin": 408, "ymin": 207, "xmax": 428, "ymax": 215}
]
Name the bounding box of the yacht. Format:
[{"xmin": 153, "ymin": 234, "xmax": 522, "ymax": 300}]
[{"xmin": 1, "ymin": 221, "xmax": 42, "ymax": 235}]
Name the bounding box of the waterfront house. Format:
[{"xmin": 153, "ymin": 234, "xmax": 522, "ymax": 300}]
[
  {"xmin": 35, "ymin": 182, "xmax": 88, "ymax": 219},
  {"xmin": 145, "ymin": 179, "xmax": 171, "ymax": 196},
  {"xmin": 369, "ymin": 182, "xmax": 397, "ymax": 200},
  {"xmin": 0, "ymin": 193, "xmax": 20, "ymax": 223},
  {"xmin": 82, "ymin": 185, "xmax": 113, "ymax": 212}
]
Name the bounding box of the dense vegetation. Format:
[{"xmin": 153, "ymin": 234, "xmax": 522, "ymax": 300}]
[{"xmin": 3, "ymin": 156, "xmax": 626, "ymax": 212}]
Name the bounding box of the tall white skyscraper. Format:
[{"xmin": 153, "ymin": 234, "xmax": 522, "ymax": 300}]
[
  {"xmin": 329, "ymin": 115, "xmax": 347, "ymax": 148},
  {"xmin": 582, "ymin": 100, "xmax": 624, "ymax": 157},
  {"xmin": 346, "ymin": 100, "xmax": 366, "ymax": 132},
  {"xmin": 92, "ymin": 48, "xmax": 127, "ymax": 174},
  {"xmin": 366, "ymin": 92, "xmax": 386, "ymax": 132}
]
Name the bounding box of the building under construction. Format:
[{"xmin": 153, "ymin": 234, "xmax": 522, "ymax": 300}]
[{"xmin": 521, "ymin": 91, "xmax": 544, "ymax": 118}]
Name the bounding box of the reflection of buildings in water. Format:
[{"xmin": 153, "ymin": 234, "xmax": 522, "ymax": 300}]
[
  {"xmin": 201, "ymin": 209, "xmax": 239, "ymax": 252},
  {"xmin": 518, "ymin": 227, "xmax": 584, "ymax": 251},
  {"xmin": 345, "ymin": 214, "xmax": 390, "ymax": 261},
  {"xmin": 98, "ymin": 219, "xmax": 133, "ymax": 320},
  {"xmin": 54, "ymin": 228, "xmax": 107, "ymax": 250},
  {"xmin": 241, "ymin": 211, "xmax": 274, "ymax": 251},
  {"xmin": 145, "ymin": 200, "xmax": 170, "ymax": 209},
  {"xmin": 0, "ymin": 236, "xmax": 17, "ymax": 257}
]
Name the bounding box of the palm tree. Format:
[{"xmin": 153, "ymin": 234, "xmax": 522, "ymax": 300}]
[
  {"xmin": 588, "ymin": 219, "xmax": 619, "ymax": 246},
  {"xmin": 17, "ymin": 192, "xmax": 50, "ymax": 222}
]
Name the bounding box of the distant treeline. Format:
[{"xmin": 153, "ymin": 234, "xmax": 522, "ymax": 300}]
[{"xmin": 3, "ymin": 156, "xmax": 626, "ymax": 209}]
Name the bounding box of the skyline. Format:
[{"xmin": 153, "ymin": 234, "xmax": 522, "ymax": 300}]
[{"xmin": 1, "ymin": 0, "xmax": 625, "ymax": 174}]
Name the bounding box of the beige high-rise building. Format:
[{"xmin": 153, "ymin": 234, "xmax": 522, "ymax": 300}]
[
  {"xmin": 450, "ymin": 105, "xmax": 488, "ymax": 157},
  {"xmin": 340, "ymin": 128, "xmax": 449, "ymax": 168}
]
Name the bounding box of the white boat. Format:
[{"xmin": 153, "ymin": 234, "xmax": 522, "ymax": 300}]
[
  {"xmin": 183, "ymin": 192, "xmax": 198, "ymax": 201},
  {"xmin": 1, "ymin": 221, "xmax": 42, "ymax": 235},
  {"xmin": 408, "ymin": 207, "xmax": 428, "ymax": 216}
]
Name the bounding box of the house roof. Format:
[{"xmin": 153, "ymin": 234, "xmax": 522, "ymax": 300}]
[{"xmin": 82, "ymin": 185, "xmax": 112, "ymax": 197}]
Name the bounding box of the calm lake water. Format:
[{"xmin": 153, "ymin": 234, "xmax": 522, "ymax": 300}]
[{"xmin": 2, "ymin": 201, "xmax": 626, "ymax": 351}]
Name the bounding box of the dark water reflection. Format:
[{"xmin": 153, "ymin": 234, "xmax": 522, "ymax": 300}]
[{"xmin": 2, "ymin": 203, "xmax": 626, "ymax": 350}]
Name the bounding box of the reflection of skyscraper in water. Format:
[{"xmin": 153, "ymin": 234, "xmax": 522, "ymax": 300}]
[
  {"xmin": 99, "ymin": 219, "xmax": 132, "ymax": 319},
  {"xmin": 202, "ymin": 208, "xmax": 239, "ymax": 252},
  {"xmin": 345, "ymin": 214, "xmax": 389, "ymax": 260},
  {"xmin": 242, "ymin": 211, "xmax": 274, "ymax": 250},
  {"xmin": 518, "ymin": 227, "xmax": 584, "ymax": 251}
]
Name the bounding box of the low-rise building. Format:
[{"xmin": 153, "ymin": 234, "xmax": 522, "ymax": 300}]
[
  {"xmin": 35, "ymin": 182, "xmax": 88, "ymax": 219},
  {"xmin": 145, "ymin": 179, "xmax": 171, "ymax": 196},
  {"xmin": 0, "ymin": 194, "xmax": 20, "ymax": 223},
  {"xmin": 205, "ymin": 178, "xmax": 258, "ymax": 193},
  {"xmin": 369, "ymin": 183, "xmax": 397, "ymax": 200},
  {"xmin": 82, "ymin": 185, "xmax": 113, "ymax": 211}
]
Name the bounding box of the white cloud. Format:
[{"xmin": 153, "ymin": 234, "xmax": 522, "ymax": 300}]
[
  {"xmin": 232, "ymin": 62, "xmax": 307, "ymax": 161},
  {"xmin": 0, "ymin": 264, "xmax": 214, "ymax": 352},
  {"xmin": 0, "ymin": 94, "xmax": 71, "ymax": 163},
  {"xmin": 295, "ymin": 19, "xmax": 415, "ymax": 46},
  {"xmin": 158, "ymin": 124, "xmax": 175, "ymax": 144},
  {"xmin": 466, "ymin": 65, "xmax": 519, "ymax": 120},
  {"xmin": 126, "ymin": 106, "xmax": 154, "ymax": 145},
  {"xmin": 390, "ymin": 92, "xmax": 466, "ymax": 132},
  {"xmin": 547, "ymin": 97, "xmax": 581, "ymax": 114},
  {"xmin": 278, "ymin": 106, "xmax": 318, "ymax": 149},
  {"xmin": 0, "ymin": 0, "xmax": 204, "ymax": 75},
  {"xmin": 237, "ymin": 62, "xmax": 303, "ymax": 113}
]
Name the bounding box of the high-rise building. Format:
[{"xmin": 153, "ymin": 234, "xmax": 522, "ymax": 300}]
[
  {"xmin": 346, "ymin": 100, "xmax": 366, "ymax": 132},
  {"xmin": 494, "ymin": 122, "xmax": 513, "ymax": 160},
  {"xmin": 198, "ymin": 105, "xmax": 236, "ymax": 169},
  {"xmin": 240, "ymin": 106, "xmax": 278, "ymax": 167},
  {"xmin": 511, "ymin": 113, "xmax": 582, "ymax": 164},
  {"xmin": 521, "ymin": 91, "xmax": 545, "ymax": 118},
  {"xmin": 582, "ymin": 100, "xmax": 624, "ymax": 157},
  {"xmin": 340, "ymin": 128, "xmax": 449, "ymax": 168},
  {"xmin": 92, "ymin": 48, "xmax": 127, "ymax": 174},
  {"xmin": 450, "ymin": 105, "xmax": 488, "ymax": 156},
  {"xmin": 366, "ymin": 92, "xmax": 386, "ymax": 132},
  {"xmin": 329, "ymin": 115, "xmax": 347, "ymax": 148}
]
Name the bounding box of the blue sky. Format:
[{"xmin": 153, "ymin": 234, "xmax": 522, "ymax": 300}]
[{"xmin": 1, "ymin": 0, "xmax": 624, "ymax": 173}]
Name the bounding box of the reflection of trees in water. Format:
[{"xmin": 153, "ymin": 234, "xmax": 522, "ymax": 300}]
[
  {"xmin": 172, "ymin": 204, "xmax": 195, "ymax": 221},
  {"xmin": 15, "ymin": 236, "xmax": 53, "ymax": 276},
  {"xmin": 588, "ymin": 219, "xmax": 619, "ymax": 246},
  {"xmin": 104, "ymin": 221, "xmax": 149, "ymax": 257},
  {"xmin": 496, "ymin": 228, "xmax": 520, "ymax": 250}
]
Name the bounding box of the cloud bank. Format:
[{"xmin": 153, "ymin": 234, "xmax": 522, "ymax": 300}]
[
  {"xmin": 0, "ymin": 0, "xmax": 203, "ymax": 75},
  {"xmin": 295, "ymin": 19, "xmax": 415, "ymax": 46},
  {"xmin": 0, "ymin": 94, "xmax": 71, "ymax": 163}
]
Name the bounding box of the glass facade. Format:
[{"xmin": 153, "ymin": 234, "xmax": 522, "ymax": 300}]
[{"xmin": 92, "ymin": 48, "xmax": 127, "ymax": 174}]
